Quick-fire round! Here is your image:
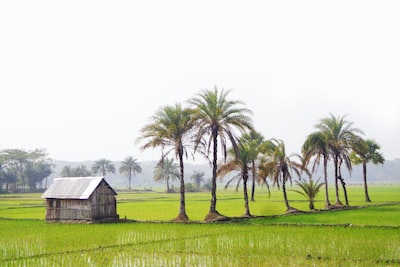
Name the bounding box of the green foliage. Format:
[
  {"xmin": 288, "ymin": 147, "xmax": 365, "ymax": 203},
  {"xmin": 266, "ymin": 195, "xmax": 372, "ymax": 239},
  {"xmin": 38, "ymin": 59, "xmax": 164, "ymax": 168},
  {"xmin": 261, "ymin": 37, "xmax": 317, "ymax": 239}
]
[
  {"xmin": 0, "ymin": 201, "xmax": 399, "ymax": 266},
  {"xmin": 351, "ymin": 139, "xmax": 385, "ymax": 166},
  {"xmin": 292, "ymin": 178, "xmax": 325, "ymax": 210},
  {"xmin": 249, "ymin": 205, "xmax": 400, "ymax": 227},
  {"xmin": 24, "ymin": 161, "xmax": 52, "ymax": 190},
  {"xmin": 185, "ymin": 183, "xmax": 200, "ymax": 192},
  {"xmin": 0, "ymin": 148, "xmax": 53, "ymax": 192}
]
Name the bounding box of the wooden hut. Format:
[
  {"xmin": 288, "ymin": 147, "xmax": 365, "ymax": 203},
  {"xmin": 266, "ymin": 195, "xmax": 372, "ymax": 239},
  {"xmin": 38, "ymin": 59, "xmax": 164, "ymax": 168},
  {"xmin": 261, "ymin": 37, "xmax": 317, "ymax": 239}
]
[{"xmin": 41, "ymin": 177, "xmax": 118, "ymax": 222}]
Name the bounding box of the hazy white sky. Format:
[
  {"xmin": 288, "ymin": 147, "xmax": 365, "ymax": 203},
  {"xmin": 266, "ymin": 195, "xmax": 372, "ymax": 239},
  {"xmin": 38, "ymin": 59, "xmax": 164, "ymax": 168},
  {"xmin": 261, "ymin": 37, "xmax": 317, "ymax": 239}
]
[{"xmin": 1, "ymin": 1, "xmax": 399, "ymax": 163}]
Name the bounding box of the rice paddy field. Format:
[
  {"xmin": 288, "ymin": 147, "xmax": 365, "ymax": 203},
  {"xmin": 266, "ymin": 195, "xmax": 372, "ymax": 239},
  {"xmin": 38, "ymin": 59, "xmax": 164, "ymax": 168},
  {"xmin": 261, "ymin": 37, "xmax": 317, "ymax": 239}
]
[{"xmin": 1, "ymin": 184, "xmax": 399, "ymax": 266}]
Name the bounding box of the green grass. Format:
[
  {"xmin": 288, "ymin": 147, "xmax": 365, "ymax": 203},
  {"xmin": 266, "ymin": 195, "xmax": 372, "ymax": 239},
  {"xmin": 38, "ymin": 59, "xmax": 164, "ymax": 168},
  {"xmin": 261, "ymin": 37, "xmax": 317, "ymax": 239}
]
[
  {"xmin": 241, "ymin": 204, "xmax": 400, "ymax": 227},
  {"xmin": 0, "ymin": 184, "xmax": 399, "ymax": 266},
  {"xmin": 1, "ymin": 217, "xmax": 399, "ymax": 266},
  {"xmin": 1, "ymin": 184, "xmax": 399, "ymax": 221},
  {"xmin": 115, "ymin": 184, "xmax": 400, "ymax": 221}
]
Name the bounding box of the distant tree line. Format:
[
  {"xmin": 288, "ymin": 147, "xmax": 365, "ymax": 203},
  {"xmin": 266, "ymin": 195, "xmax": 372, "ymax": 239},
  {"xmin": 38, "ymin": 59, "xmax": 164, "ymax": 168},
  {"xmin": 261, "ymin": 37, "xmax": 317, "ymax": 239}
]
[
  {"xmin": 0, "ymin": 149, "xmax": 53, "ymax": 193},
  {"xmin": 60, "ymin": 157, "xmax": 143, "ymax": 190},
  {"xmin": 0, "ymin": 150, "xmax": 146, "ymax": 193}
]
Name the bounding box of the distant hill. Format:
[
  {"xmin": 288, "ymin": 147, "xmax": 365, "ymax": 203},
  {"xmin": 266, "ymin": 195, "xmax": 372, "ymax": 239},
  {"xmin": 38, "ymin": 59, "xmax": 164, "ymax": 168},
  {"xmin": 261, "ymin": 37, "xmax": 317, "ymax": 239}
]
[
  {"xmin": 49, "ymin": 158, "xmax": 400, "ymax": 190},
  {"xmin": 310, "ymin": 159, "xmax": 400, "ymax": 185}
]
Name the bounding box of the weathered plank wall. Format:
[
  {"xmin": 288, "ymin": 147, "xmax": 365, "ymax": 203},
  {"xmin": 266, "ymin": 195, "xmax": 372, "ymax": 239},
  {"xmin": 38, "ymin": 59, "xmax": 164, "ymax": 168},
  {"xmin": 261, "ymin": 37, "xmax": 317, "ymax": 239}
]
[
  {"xmin": 46, "ymin": 199, "xmax": 91, "ymax": 220},
  {"xmin": 45, "ymin": 181, "xmax": 118, "ymax": 221}
]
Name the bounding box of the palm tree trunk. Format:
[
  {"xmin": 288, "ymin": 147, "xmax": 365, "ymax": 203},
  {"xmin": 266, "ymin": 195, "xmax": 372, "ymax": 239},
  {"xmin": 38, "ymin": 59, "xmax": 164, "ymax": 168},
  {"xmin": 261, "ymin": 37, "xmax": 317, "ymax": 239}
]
[
  {"xmin": 309, "ymin": 199, "xmax": 314, "ymax": 210},
  {"xmin": 323, "ymin": 157, "xmax": 331, "ymax": 208},
  {"xmin": 177, "ymin": 151, "xmax": 188, "ymax": 221},
  {"xmin": 282, "ymin": 179, "xmax": 291, "ymax": 210},
  {"xmin": 251, "ymin": 161, "xmax": 256, "ymax": 202},
  {"xmin": 339, "ymin": 176, "xmax": 349, "ymax": 205},
  {"xmin": 265, "ymin": 179, "xmax": 271, "ymax": 198},
  {"xmin": 363, "ymin": 162, "xmax": 371, "ymax": 202},
  {"xmin": 235, "ymin": 179, "xmax": 240, "ymax": 192},
  {"xmin": 128, "ymin": 172, "xmax": 132, "ymax": 190},
  {"xmin": 338, "ymin": 162, "xmax": 349, "ymax": 206},
  {"xmin": 166, "ymin": 178, "xmax": 170, "ymax": 193},
  {"xmin": 209, "ymin": 131, "xmax": 218, "ymax": 214},
  {"xmin": 334, "ymin": 156, "xmax": 343, "ymax": 206},
  {"xmin": 243, "ymin": 166, "xmax": 251, "ymax": 217}
]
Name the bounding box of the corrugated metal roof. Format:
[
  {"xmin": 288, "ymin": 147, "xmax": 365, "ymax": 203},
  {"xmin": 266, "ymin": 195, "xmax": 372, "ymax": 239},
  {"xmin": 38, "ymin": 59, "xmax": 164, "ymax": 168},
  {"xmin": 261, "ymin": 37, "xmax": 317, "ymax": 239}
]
[{"xmin": 41, "ymin": 177, "xmax": 117, "ymax": 199}]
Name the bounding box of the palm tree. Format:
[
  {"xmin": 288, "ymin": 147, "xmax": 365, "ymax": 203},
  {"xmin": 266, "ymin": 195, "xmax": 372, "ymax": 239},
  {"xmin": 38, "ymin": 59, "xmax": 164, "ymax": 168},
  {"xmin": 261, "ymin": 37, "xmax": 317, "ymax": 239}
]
[
  {"xmin": 218, "ymin": 142, "xmax": 252, "ymax": 217},
  {"xmin": 189, "ymin": 87, "xmax": 253, "ymax": 221},
  {"xmin": 302, "ymin": 131, "xmax": 331, "ymax": 209},
  {"xmin": 350, "ymin": 139, "xmax": 384, "ymax": 202},
  {"xmin": 153, "ymin": 157, "xmax": 179, "ymax": 193},
  {"xmin": 240, "ymin": 130, "xmax": 265, "ymax": 202},
  {"xmin": 292, "ymin": 178, "xmax": 325, "ymax": 210},
  {"xmin": 262, "ymin": 138, "xmax": 303, "ymax": 212},
  {"xmin": 137, "ymin": 103, "xmax": 194, "ymax": 221},
  {"xmin": 315, "ymin": 114, "xmax": 363, "ymax": 206},
  {"xmin": 91, "ymin": 159, "xmax": 115, "ymax": 177},
  {"xmin": 119, "ymin": 156, "xmax": 142, "ymax": 189}
]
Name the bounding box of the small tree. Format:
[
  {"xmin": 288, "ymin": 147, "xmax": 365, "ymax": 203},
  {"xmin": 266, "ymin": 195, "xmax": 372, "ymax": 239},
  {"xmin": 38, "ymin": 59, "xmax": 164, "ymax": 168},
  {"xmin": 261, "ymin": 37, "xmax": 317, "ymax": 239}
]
[
  {"xmin": 153, "ymin": 158, "xmax": 179, "ymax": 193},
  {"xmin": 0, "ymin": 148, "xmax": 52, "ymax": 192},
  {"xmin": 24, "ymin": 160, "xmax": 53, "ymax": 190},
  {"xmin": 119, "ymin": 156, "xmax": 142, "ymax": 189},
  {"xmin": 292, "ymin": 178, "xmax": 325, "ymax": 210}
]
